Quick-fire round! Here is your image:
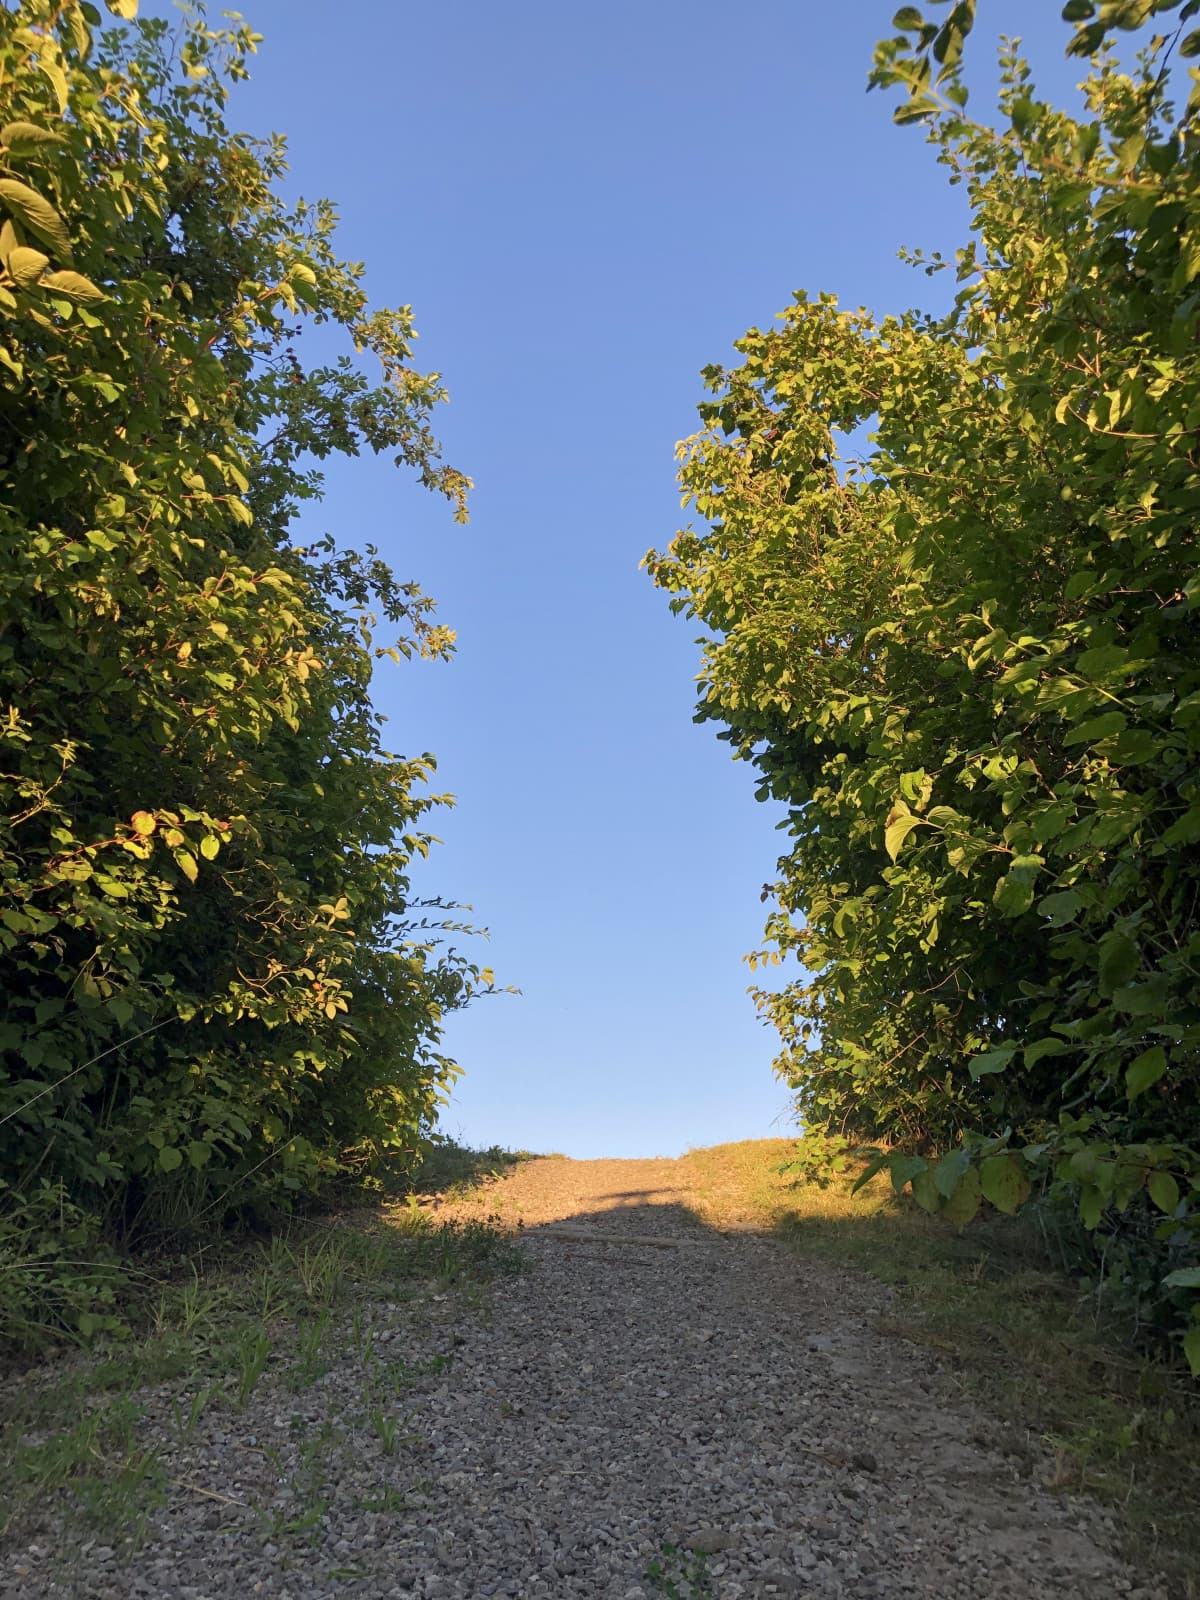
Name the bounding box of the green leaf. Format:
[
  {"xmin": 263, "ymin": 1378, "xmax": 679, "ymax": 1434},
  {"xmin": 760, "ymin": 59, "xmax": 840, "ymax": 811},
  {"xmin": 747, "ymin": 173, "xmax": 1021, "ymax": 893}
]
[
  {"xmin": 1107, "ymin": 729, "xmax": 1157, "ymax": 765},
  {"xmin": 157, "ymin": 1145, "xmax": 183, "ymax": 1173},
  {"xmin": 0, "ymin": 178, "xmax": 71, "ymax": 258},
  {"xmin": 1037, "ymin": 889, "xmax": 1084, "ymax": 927},
  {"xmin": 1126, "ymin": 1046, "xmax": 1167, "ymax": 1098},
  {"xmin": 890, "ymin": 1154, "xmax": 928, "ymax": 1194},
  {"xmin": 1098, "ymin": 932, "xmax": 1139, "ymax": 993},
  {"xmin": 186, "ymin": 1140, "xmax": 213, "ymax": 1169},
  {"xmin": 980, "ymin": 1154, "xmax": 1030, "ymax": 1215},
  {"xmin": 1075, "ymin": 643, "xmax": 1127, "ymax": 677},
  {"xmin": 1025, "ymin": 1036, "xmax": 1069, "ymax": 1067},
  {"xmin": 1160, "ymin": 807, "xmax": 1200, "ymax": 848},
  {"xmin": 969, "ymin": 1042, "xmax": 1018, "ymax": 1079},
  {"xmin": 1147, "ymin": 1170, "xmax": 1179, "ymax": 1214},
  {"xmin": 1184, "ymin": 1327, "xmax": 1200, "ymax": 1378},
  {"xmin": 1067, "ymin": 20, "xmax": 1107, "ymax": 56},
  {"xmin": 911, "ymin": 1169, "xmax": 941, "ymax": 1212},
  {"xmin": 1112, "ymin": 981, "xmax": 1168, "ymax": 1016},
  {"xmin": 1163, "ymin": 1268, "xmax": 1200, "ymax": 1290},
  {"xmin": 1079, "ymin": 1185, "xmax": 1103, "ymax": 1230},
  {"xmin": 1063, "ymin": 710, "xmax": 1125, "ymax": 747},
  {"xmin": 933, "ymin": 1147, "xmax": 970, "ymax": 1198},
  {"xmin": 993, "ymin": 871, "xmax": 1036, "ymax": 916},
  {"xmin": 884, "ymin": 806, "xmax": 923, "ymax": 861}
]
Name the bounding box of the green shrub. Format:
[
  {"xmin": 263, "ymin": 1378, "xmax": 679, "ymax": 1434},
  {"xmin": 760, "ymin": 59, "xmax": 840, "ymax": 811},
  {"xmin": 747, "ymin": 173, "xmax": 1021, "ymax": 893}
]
[
  {"xmin": 0, "ymin": 0, "xmax": 489, "ymax": 1338},
  {"xmin": 648, "ymin": 1, "xmax": 1200, "ymax": 1369}
]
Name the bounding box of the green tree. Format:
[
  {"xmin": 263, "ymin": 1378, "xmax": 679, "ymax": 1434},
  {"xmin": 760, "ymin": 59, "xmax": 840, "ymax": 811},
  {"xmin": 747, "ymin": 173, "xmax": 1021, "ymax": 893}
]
[
  {"xmin": 0, "ymin": 0, "xmax": 488, "ymax": 1332},
  {"xmin": 647, "ymin": 0, "xmax": 1200, "ymax": 1369}
]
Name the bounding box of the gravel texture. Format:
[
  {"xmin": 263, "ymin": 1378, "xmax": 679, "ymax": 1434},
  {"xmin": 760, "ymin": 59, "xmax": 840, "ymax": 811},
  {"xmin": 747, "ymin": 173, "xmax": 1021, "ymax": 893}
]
[{"xmin": 0, "ymin": 1156, "xmax": 1169, "ymax": 1599}]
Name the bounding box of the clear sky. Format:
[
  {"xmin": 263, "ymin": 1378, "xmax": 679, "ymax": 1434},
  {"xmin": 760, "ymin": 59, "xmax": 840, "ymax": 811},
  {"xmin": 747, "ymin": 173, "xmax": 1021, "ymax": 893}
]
[{"xmin": 218, "ymin": 1, "xmax": 1080, "ymax": 1158}]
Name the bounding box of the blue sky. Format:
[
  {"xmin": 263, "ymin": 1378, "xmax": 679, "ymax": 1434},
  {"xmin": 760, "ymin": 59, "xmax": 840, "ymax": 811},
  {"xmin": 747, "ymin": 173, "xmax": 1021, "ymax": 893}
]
[{"xmin": 224, "ymin": 1, "xmax": 1081, "ymax": 1157}]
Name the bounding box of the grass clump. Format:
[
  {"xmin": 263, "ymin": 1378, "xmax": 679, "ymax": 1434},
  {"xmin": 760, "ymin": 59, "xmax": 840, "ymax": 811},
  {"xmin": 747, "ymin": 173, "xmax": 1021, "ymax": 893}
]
[{"xmin": 395, "ymin": 1139, "xmax": 536, "ymax": 1201}]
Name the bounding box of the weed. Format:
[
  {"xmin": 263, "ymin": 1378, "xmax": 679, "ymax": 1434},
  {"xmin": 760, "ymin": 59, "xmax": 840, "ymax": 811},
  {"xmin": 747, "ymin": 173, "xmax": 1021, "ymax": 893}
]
[
  {"xmin": 256, "ymin": 1498, "xmax": 327, "ymax": 1542},
  {"xmin": 290, "ymin": 1306, "xmax": 331, "ymax": 1390},
  {"xmin": 1, "ymin": 1393, "xmax": 165, "ymax": 1543},
  {"xmin": 645, "ymin": 1542, "xmax": 714, "ymax": 1599},
  {"xmin": 369, "ymin": 1405, "xmax": 399, "ymax": 1455},
  {"xmin": 233, "ymin": 1326, "xmax": 271, "ymax": 1407},
  {"xmin": 360, "ymin": 1484, "xmax": 408, "ymax": 1513},
  {"xmin": 351, "ymin": 1305, "xmax": 376, "ymax": 1365},
  {"xmin": 1, "ymin": 1199, "xmax": 521, "ymax": 1555},
  {"xmin": 167, "ymin": 1383, "xmax": 215, "ymax": 1448}
]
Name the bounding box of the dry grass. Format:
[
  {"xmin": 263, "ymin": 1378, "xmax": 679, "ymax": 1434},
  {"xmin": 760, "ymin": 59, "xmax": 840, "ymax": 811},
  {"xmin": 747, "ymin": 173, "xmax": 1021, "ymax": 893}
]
[{"xmin": 681, "ymin": 1139, "xmax": 1199, "ymax": 1594}]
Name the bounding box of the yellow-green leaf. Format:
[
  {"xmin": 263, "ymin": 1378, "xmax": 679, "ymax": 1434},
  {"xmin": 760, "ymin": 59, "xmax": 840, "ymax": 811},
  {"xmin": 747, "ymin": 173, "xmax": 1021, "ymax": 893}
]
[
  {"xmin": 40, "ymin": 269, "xmax": 104, "ymax": 302},
  {"xmin": 0, "ymin": 121, "xmax": 68, "ymax": 157},
  {"xmin": 1126, "ymin": 1045, "xmax": 1166, "ymax": 1099},
  {"xmin": 7, "ymin": 245, "xmax": 48, "ymax": 287},
  {"xmin": 0, "ymin": 179, "xmax": 71, "ymax": 259},
  {"xmin": 942, "ymin": 1166, "xmax": 982, "ymax": 1227},
  {"xmin": 979, "ymin": 1153, "xmax": 1030, "ymax": 1215},
  {"xmin": 1147, "ymin": 1170, "xmax": 1179, "ymax": 1214},
  {"xmin": 39, "ymin": 55, "xmax": 70, "ymax": 116},
  {"xmin": 911, "ymin": 1168, "xmax": 941, "ymax": 1213},
  {"xmin": 176, "ymin": 850, "xmax": 198, "ymax": 882}
]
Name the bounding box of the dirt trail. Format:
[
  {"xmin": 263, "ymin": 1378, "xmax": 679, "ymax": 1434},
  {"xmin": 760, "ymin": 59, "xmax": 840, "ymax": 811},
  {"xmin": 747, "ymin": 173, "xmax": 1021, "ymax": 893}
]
[{"xmin": 2, "ymin": 1154, "xmax": 1167, "ymax": 1600}]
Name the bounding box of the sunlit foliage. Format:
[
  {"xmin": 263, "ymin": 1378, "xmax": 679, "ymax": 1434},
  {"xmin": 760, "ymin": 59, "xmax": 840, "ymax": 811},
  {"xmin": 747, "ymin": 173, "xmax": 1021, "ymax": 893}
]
[{"xmin": 648, "ymin": 0, "xmax": 1200, "ymax": 1369}]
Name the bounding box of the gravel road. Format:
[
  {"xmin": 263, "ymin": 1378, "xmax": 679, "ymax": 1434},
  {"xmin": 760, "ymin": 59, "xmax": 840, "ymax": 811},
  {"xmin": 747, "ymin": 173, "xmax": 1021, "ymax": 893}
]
[{"xmin": 0, "ymin": 1156, "xmax": 1169, "ymax": 1599}]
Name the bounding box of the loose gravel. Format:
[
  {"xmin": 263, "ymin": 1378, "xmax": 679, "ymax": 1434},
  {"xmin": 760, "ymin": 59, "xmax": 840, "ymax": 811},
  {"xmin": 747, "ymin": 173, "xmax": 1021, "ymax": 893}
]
[{"xmin": 0, "ymin": 1156, "xmax": 1170, "ymax": 1599}]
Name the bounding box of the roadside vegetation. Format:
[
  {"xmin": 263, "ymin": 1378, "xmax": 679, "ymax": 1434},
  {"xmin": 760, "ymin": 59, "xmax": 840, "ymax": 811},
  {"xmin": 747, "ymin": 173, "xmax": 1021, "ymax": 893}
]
[
  {"xmin": 648, "ymin": 0, "xmax": 1200, "ymax": 1372},
  {"xmin": 0, "ymin": 1146, "xmax": 525, "ymax": 1554},
  {"xmin": 0, "ymin": 0, "xmax": 496, "ymax": 1352},
  {"xmin": 684, "ymin": 1140, "xmax": 1198, "ymax": 1588}
]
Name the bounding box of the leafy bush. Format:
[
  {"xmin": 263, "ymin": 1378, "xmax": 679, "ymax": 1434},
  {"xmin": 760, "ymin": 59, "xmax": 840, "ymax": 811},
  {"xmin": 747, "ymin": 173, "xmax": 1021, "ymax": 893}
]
[
  {"xmin": 0, "ymin": 0, "xmax": 490, "ymax": 1337},
  {"xmin": 647, "ymin": 0, "xmax": 1200, "ymax": 1369}
]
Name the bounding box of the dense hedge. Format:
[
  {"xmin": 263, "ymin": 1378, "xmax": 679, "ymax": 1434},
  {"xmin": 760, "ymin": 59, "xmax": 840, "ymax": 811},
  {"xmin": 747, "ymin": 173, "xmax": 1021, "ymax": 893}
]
[
  {"xmin": 648, "ymin": 1, "xmax": 1200, "ymax": 1369},
  {"xmin": 0, "ymin": 1, "xmax": 488, "ymax": 1338}
]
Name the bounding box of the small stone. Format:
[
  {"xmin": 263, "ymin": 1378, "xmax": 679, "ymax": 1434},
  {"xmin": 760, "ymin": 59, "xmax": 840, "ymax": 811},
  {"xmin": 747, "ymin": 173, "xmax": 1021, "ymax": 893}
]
[{"xmin": 686, "ymin": 1528, "xmax": 735, "ymax": 1555}]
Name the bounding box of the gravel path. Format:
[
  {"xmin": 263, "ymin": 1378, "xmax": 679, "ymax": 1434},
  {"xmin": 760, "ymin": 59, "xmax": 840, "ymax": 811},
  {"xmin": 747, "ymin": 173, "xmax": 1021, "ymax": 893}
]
[{"xmin": 0, "ymin": 1156, "xmax": 1168, "ymax": 1599}]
